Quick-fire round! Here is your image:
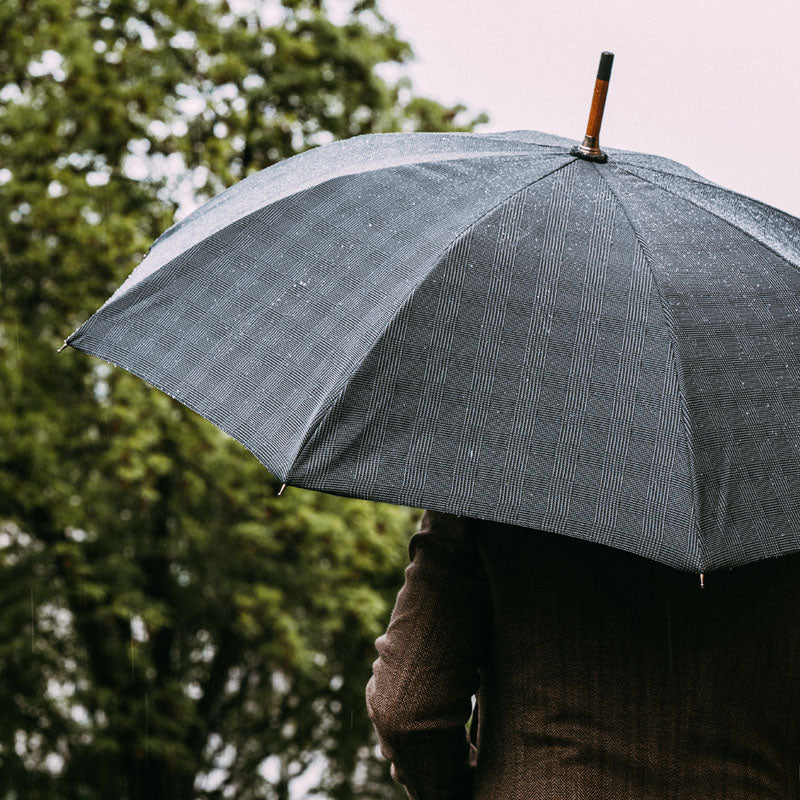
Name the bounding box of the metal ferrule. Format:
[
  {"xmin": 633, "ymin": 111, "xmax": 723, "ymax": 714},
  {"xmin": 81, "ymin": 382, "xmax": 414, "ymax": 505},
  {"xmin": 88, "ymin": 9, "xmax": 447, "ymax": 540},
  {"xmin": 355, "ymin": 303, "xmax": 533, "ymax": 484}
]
[{"xmin": 570, "ymin": 135, "xmax": 608, "ymax": 163}]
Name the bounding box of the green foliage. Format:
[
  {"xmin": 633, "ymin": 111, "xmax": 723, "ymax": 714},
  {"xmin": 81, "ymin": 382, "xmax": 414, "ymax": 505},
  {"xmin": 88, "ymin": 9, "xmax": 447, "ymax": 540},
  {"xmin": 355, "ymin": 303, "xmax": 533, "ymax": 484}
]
[{"xmin": 0, "ymin": 0, "xmax": 484, "ymax": 797}]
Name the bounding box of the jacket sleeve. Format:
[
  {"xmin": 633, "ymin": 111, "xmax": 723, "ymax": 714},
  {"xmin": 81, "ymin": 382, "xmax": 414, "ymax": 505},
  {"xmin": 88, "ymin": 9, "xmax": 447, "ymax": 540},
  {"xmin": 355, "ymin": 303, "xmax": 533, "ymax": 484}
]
[{"xmin": 366, "ymin": 511, "xmax": 491, "ymax": 800}]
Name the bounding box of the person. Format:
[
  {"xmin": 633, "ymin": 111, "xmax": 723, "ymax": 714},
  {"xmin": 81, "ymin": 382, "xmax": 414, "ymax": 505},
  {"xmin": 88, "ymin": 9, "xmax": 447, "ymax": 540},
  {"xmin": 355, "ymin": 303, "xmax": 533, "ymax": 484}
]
[{"xmin": 366, "ymin": 510, "xmax": 800, "ymax": 800}]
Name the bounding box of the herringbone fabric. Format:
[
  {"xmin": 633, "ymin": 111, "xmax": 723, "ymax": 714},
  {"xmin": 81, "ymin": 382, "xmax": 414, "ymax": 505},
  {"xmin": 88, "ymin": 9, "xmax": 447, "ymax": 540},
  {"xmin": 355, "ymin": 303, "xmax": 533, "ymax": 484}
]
[
  {"xmin": 367, "ymin": 512, "xmax": 800, "ymax": 799},
  {"xmin": 67, "ymin": 130, "xmax": 800, "ymax": 571}
]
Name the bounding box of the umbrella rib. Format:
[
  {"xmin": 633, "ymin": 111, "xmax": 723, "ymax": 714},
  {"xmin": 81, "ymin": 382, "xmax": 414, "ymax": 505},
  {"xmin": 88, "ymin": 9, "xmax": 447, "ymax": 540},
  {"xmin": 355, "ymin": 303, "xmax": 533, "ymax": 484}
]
[
  {"xmin": 473, "ymin": 134, "xmax": 574, "ymax": 151},
  {"xmin": 590, "ymin": 162, "xmax": 706, "ymax": 569},
  {"xmin": 611, "ymin": 159, "xmax": 713, "ymax": 186},
  {"xmin": 614, "ymin": 159, "xmax": 797, "ymax": 220},
  {"xmin": 438, "ymin": 130, "xmax": 573, "ymax": 148},
  {"xmin": 108, "ymin": 149, "xmax": 569, "ymax": 304},
  {"xmin": 285, "ymin": 156, "xmax": 580, "ymax": 479},
  {"xmin": 611, "ymin": 164, "xmax": 800, "ymax": 274}
]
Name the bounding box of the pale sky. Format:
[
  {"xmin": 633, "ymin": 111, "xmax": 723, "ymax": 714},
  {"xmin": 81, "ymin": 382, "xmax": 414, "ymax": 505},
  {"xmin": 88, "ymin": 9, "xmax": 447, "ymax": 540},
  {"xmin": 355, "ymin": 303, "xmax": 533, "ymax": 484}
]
[{"xmin": 380, "ymin": 0, "xmax": 800, "ymax": 217}]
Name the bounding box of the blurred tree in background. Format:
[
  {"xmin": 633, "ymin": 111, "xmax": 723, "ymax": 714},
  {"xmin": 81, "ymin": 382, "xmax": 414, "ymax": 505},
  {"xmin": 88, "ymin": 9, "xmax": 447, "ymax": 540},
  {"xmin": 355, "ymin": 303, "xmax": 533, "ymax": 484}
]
[{"xmin": 0, "ymin": 0, "xmax": 485, "ymax": 797}]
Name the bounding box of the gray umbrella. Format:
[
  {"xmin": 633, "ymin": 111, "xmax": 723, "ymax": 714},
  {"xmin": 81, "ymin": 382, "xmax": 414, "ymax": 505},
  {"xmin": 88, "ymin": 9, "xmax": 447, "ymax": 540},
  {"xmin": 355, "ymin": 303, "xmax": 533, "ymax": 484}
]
[{"xmin": 65, "ymin": 55, "xmax": 800, "ymax": 575}]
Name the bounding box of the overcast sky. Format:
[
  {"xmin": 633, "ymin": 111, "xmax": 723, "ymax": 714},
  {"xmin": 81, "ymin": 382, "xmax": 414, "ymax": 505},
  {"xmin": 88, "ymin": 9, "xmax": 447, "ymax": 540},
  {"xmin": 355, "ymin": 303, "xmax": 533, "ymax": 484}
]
[{"xmin": 379, "ymin": 0, "xmax": 800, "ymax": 217}]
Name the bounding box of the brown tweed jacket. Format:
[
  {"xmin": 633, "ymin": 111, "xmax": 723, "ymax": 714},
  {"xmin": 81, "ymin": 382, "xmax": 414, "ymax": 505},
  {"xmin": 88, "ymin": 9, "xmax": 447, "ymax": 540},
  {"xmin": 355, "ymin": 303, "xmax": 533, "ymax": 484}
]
[{"xmin": 366, "ymin": 511, "xmax": 800, "ymax": 800}]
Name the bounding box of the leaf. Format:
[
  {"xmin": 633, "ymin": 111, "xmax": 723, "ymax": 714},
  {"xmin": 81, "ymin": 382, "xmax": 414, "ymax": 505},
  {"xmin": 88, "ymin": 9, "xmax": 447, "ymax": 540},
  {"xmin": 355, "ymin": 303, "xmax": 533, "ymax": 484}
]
[{"xmin": 0, "ymin": 0, "xmax": 482, "ymax": 797}]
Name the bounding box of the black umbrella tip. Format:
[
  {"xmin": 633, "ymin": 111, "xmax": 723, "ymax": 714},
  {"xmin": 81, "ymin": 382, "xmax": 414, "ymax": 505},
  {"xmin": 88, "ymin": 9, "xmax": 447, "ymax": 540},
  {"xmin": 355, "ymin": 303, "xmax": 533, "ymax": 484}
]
[{"xmin": 597, "ymin": 52, "xmax": 614, "ymax": 81}]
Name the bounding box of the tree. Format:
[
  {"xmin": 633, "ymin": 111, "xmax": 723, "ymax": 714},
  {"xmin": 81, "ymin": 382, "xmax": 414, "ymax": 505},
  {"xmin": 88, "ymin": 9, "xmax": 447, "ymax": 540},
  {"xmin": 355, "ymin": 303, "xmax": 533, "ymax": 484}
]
[{"xmin": 0, "ymin": 1, "xmax": 485, "ymax": 797}]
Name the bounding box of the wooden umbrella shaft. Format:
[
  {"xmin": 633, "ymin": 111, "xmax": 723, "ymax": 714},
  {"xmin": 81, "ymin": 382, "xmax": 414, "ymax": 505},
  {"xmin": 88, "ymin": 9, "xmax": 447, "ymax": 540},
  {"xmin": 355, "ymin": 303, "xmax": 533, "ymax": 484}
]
[
  {"xmin": 571, "ymin": 52, "xmax": 614, "ymax": 163},
  {"xmin": 586, "ymin": 77, "xmax": 610, "ymax": 140}
]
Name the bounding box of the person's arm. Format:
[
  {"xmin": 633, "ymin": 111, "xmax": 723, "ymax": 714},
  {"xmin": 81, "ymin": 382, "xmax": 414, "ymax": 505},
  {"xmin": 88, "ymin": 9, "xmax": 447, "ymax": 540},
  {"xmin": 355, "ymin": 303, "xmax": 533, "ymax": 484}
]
[{"xmin": 366, "ymin": 511, "xmax": 491, "ymax": 800}]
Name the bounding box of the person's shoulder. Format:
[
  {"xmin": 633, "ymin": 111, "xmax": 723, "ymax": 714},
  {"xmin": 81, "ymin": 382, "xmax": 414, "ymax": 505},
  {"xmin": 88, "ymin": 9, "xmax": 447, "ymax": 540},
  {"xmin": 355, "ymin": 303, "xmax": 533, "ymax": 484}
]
[
  {"xmin": 410, "ymin": 510, "xmax": 482, "ymax": 562},
  {"xmin": 419, "ymin": 509, "xmax": 465, "ymax": 534}
]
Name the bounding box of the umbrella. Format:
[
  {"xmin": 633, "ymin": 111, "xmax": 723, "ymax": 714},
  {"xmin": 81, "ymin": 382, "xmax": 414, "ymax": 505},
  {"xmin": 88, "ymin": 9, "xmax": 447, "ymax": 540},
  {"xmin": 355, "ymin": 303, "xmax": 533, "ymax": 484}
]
[{"xmin": 64, "ymin": 53, "xmax": 800, "ymax": 575}]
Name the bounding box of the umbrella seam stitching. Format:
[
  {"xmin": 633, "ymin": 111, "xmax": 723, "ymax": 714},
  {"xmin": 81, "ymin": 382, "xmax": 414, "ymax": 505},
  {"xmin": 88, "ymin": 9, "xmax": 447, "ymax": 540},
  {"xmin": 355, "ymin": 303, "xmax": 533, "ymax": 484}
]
[
  {"xmin": 286, "ymin": 156, "xmax": 580, "ymax": 480},
  {"xmin": 610, "ymin": 159, "xmax": 711, "ymax": 185},
  {"xmin": 433, "ymin": 131, "xmax": 571, "ymax": 149},
  {"xmin": 591, "ymin": 162, "xmax": 706, "ymax": 571},
  {"xmin": 104, "ymin": 151, "xmax": 571, "ymax": 309},
  {"xmin": 473, "ymin": 136, "xmax": 572, "ymax": 151},
  {"xmin": 614, "ymin": 161, "xmax": 800, "ymax": 226},
  {"xmin": 612, "ymin": 164, "xmax": 800, "ymax": 274},
  {"xmin": 354, "ymin": 131, "xmax": 569, "ymax": 150}
]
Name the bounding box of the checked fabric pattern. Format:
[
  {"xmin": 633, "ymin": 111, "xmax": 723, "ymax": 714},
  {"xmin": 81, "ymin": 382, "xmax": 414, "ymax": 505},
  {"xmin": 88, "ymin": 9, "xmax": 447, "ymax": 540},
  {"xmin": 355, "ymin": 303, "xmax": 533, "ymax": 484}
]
[{"xmin": 68, "ymin": 130, "xmax": 800, "ymax": 572}]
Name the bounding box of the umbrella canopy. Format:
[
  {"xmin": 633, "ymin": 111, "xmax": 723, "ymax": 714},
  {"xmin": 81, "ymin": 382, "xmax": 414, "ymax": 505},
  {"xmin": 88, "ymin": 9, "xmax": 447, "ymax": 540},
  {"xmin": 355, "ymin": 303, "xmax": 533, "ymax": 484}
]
[{"xmin": 66, "ymin": 127, "xmax": 800, "ymax": 573}]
